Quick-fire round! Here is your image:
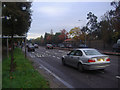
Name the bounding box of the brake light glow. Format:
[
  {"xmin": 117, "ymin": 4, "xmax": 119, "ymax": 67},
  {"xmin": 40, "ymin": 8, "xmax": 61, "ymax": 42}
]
[
  {"xmin": 106, "ymin": 58, "xmax": 110, "ymax": 61},
  {"xmin": 88, "ymin": 59, "xmax": 96, "ymax": 62}
]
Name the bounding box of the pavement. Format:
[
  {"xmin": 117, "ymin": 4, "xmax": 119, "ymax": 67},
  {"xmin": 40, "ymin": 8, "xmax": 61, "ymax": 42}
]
[{"xmin": 103, "ymin": 51, "xmax": 120, "ymax": 56}]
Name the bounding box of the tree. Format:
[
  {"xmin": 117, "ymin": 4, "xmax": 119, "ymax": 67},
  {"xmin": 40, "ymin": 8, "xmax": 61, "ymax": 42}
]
[
  {"xmin": 53, "ymin": 32, "xmax": 61, "ymax": 44},
  {"xmin": 58, "ymin": 29, "xmax": 68, "ymax": 43},
  {"xmin": 69, "ymin": 27, "xmax": 83, "ymax": 42},
  {"xmin": 81, "ymin": 26, "xmax": 89, "ymax": 44},
  {"xmin": 2, "ymin": 2, "xmax": 32, "ymax": 72},
  {"xmin": 110, "ymin": 1, "xmax": 120, "ymax": 40},
  {"xmin": 86, "ymin": 12, "xmax": 99, "ymax": 40}
]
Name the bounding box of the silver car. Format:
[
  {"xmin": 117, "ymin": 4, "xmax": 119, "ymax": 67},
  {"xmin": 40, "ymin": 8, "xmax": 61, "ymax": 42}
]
[{"xmin": 62, "ymin": 48, "xmax": 110, "ymax": 72}]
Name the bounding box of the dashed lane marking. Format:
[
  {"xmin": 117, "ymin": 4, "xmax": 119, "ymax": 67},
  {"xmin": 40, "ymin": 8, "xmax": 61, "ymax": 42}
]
[
  {"xmin": 53, "ymin": 56, "xmax": 56, "ymax": 58},
  {"xmin": 32, "ymin": 52, "xmax": 35, "ymax": 54},
  {"xmin": 29, "ymin": 53, "xmax": 35, "ymax": 58},
  {"xmin": 116, "ymin": 76, "xmax": 120, "ymax": 79},
  {"xmin": 57, "ymin": 57, "xmax": 60, "ymax": 59}
]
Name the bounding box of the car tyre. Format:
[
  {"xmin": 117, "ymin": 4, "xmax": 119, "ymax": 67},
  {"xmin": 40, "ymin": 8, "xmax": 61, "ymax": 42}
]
[
  {"xmin": 78, "ymin": 63, "xmax": 84, "ymax": 72},
  {"xmin": 62, "ymin": 59, "xmax": 66, "ymax": 66},
  {"xmin": 99, "ymin": 69, "xmax": 104, "ymax": 71}
]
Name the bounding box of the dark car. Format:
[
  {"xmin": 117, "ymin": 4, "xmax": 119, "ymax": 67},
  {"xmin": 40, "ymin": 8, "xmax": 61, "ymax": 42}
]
[
  {"xmin": 34, "ymin": 44, "xmax": 39, "ymax": 48},
  {"xmin": 112, "ymin": 39, "xmax": 120, "ymax": 52},
  {"xmin": 46, "ymin": 44, "xmax": 53, "ymax": 49},
  {"xmin": 26, "ymin": 43, "xmax": 28, "ymax": 48},
  {"xmin": 52, "ymin": 44, "xmax": 57, "ymax": 47},
  {"xmin": 78, "ymin": 44, "xmax": 88, "ymax": 48},
  {"xmin": 58, "ymin": 44, "xmax": 65, "ymax": 48},
  {"xmin": 28, "ymin": 44, "xmax": 35, "ymax": 52},
  {"xmin": 66, "ymin": 44, "xmax": 73, "ymax": 48}
]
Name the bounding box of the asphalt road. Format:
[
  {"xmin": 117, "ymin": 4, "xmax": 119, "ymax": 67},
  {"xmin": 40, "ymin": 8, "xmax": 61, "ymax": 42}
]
[{"xmin": 26, "ymin": 46, "xmax": 120, "ymax": 88}]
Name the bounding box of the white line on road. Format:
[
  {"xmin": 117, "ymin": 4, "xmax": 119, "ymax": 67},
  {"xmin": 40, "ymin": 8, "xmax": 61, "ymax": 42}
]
[
  {"xmin": 29, "ymin": 53, "xmax": 35, "ymax": 58},
  {"xmin": 58, "ymin": 50, "xmax": 64, "ymax": 52},
  {"xmin": 39, "ymin": 65, "xmax": 74, "ymax": 88},
  {"xmin": 57, "ymin": 57, "xmax": 60, "ymax": 59},
  {"xmin": 53, "ymin": 56, "xmax": 55, "ymax": 58},
  {"xmin": 116, "ymin": 76, "xmax": 120, "ymax": 79},
  {"xmin": 54, "ymin": 53, "xmax": 58, "ymax": 55}
]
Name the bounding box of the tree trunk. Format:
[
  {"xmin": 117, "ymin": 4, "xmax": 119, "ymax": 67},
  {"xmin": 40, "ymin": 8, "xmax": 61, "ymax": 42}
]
[{"xmin": 10, "ymin": 34, "xmax": 14, "ymax": 72}]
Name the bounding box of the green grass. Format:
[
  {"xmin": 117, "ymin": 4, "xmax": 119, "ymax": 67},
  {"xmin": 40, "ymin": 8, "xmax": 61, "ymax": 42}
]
[{"xmin": 2, "ymin": 48, "xmax": 49, "ymax": 88}]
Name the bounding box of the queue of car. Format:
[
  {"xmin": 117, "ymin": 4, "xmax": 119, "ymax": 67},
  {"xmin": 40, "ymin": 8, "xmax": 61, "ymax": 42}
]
[
  {"xmin": 27, "ymin": 43, "xmax": 39, "ymax": 52},
  {"xmin": 27, "ymin": 43, "xmax": 111, "ymax": 72}
]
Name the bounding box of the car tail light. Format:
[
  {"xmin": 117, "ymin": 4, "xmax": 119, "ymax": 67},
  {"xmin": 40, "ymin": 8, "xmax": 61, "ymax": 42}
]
[
  {"xmin": 106, "ymin": 58, "xmax": 110, "ymax": 61},
  {"xmin": 88, "ymin": 59, "xmax": 96, "ymax": 63}
]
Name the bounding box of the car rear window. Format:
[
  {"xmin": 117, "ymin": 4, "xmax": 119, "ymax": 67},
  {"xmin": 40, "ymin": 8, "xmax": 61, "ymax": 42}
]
[{"xmin": 83, "ymin": 50, "xmax": 102, "ymax": 55}]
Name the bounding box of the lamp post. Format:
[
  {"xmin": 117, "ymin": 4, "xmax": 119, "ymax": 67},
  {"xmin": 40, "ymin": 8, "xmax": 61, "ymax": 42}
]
[
  {"xmin": 4, "ymin": 16, "xmax": 12, "ymax": 58},
  {"xmin": 25, "ymin": 33, "xmax": 27, "ymax": 58}
]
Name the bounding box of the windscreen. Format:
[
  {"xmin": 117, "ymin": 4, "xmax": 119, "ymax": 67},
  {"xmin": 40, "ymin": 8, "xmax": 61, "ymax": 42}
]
[{"xmin": 83, "ymin": 49, "xmax": 102, "ymax": 55}]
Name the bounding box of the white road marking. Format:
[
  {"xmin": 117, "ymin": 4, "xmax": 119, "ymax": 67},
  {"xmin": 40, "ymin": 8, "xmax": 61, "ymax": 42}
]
[
  {"xmin": 39, "ymin": 65, "xmax": 74, "ymax": 88},
  {"xmin": 30, "ymin": 55, "xmax": 35, "ymax": 58},
  {"xmin": 30, "ymin": 53, "xmax": 35, "ymax": 58},
  {"xmin": 53, "ymin": 56, "xmax": 55, "ymax": 58},
  {"xmin": 46, "ymin": 51, "xmax": 50, "ymax": 53},
  {"xmin": 59, "ymin": 50, "xmax": 64, "ymax": 52},
  {"xmin": 116, "ymin": 76, "xmax": 120, "ymax": 79},
  {"xmin": 57, "ymin": 57, "xmax": 60, "ymax": 59}
]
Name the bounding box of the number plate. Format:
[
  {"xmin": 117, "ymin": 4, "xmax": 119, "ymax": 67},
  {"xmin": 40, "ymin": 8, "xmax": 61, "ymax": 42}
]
[{"xmin": 98, "ymin": 58, "xmax": 104, "ymax": 61}]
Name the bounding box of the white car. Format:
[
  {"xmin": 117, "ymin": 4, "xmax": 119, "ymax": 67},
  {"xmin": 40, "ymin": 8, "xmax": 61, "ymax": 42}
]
[{"xmin": 62, "ymin": 48, "xmax": 110, "ymax": 72}]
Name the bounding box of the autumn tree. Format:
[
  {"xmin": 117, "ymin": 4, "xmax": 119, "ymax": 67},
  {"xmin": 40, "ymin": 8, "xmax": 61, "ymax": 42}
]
[
  {"xmin": 69, "ymin": 27, "xmax": 84, "ymax": 42},
  {"xmin": 58, "ymin": 29, "xmax": 68, "ymax": 43}
]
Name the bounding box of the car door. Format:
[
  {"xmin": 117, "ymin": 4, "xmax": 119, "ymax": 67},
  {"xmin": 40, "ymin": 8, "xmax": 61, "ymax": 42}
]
[
  {"xmin": 70, "ymin": 50, "xmax": 83, "ymax": 67},
  {"xmin": 66, "ymin": 50, "xmax": 76, "ymax": 66}
]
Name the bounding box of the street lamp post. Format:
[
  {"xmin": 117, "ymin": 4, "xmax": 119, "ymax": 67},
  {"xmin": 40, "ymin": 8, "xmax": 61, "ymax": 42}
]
[{"xmin": 25, "ymin": 33, "xmax": 27, "ymax": 58}]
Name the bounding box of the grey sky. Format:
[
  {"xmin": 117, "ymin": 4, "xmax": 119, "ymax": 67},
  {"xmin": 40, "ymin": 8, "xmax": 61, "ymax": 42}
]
[{"xmin": 27, "ymin": 1, "xmax": 113, "ymax": 39}]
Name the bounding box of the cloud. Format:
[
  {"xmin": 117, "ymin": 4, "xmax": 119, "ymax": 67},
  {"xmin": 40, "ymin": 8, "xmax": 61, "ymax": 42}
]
[
  {"xmin": 33, "ymin": 0, "xmax": 113, "ymax": 2},
  {"xmin": 27, "ymin": 33, "xmax": 43, "ymax": 39},
  {"xmin": 36, "ymin": 6, "xmax": 70, "ymax": 17}
]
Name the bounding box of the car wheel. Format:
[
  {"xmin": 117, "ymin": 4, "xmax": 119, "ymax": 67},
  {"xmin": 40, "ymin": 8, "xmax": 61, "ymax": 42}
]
[
  {"xmin": 62, "ymin": 59, "xmax": 66, "ymax": 66},
  {"xmin": 78, "ymin": 63, "xmax": 84, "ymax": 72},
  {"xmin": 99, "ymin": 69, "xmax": 104, "ymax": 71}
]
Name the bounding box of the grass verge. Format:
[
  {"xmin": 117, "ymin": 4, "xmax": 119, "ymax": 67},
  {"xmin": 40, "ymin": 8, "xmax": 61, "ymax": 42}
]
[{"xmin": 2, "ymin": 48, "xmax": 49, "ymax": 88}]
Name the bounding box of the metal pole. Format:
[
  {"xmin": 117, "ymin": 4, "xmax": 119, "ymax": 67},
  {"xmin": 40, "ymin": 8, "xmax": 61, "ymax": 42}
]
[
  {"xmin": 85, "ymin": 33, "xmax": 86, "ymax": 45},
  {"xmin": 25, "ymin": 33, "xmax": 27, "ymax": 58},
  {"xmin": 7, "ymin": 38, "xmax": 9, "ymax": 58}
]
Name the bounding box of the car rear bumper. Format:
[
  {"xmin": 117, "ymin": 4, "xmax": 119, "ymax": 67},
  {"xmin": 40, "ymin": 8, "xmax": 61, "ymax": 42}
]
[
  {"xmin": 83, "ymin": 63, "xmax": 110, "ymax": 70},
  {"xmin": 28, "ymin": 48, "xmax": 35, "ymax": 51}
]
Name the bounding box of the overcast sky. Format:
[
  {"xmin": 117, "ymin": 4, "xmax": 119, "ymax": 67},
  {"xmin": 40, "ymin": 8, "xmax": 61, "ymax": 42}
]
[{"xmin": 27, "ymin": 1, "xmax": 114, "ymax": 39}]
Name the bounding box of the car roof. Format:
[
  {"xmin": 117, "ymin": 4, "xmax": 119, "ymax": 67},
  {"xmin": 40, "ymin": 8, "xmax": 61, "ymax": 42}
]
[{"xmin": 74, "ymin": 48, "xmax": 96, "ymax": 51}]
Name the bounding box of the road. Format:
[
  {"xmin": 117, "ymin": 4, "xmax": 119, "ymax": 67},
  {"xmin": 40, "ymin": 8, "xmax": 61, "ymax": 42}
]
[{"xmin": 26, "ymin": 46, "xmax": 120, "ymax": 88}]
